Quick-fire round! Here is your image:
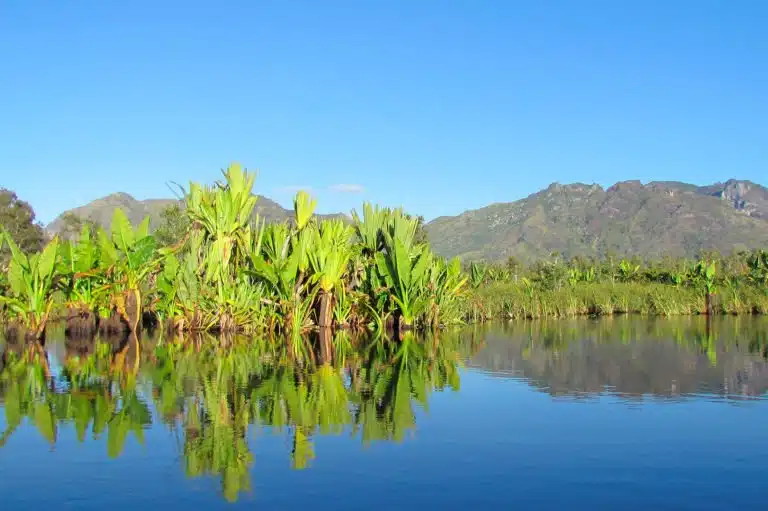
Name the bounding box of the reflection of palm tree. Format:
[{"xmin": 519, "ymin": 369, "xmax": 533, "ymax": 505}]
[
  {"xmin": 0, "ymin": 344, "xmax": 52, "ymax": 446},
  {"xmin": 0, "ymin": 339, "xmax": 151, "ymax": 455},
  {"xmin": 183, "ymin": 377, "xmax": 253, "ymax": 502},
  {"xmin": 350, "ymin": 333, "xmax": 465, "ymax": 445},
  {"xmin": 149, "ymin": 341, "xmax": 264, "ymax": 502},
  {"xmin": 0, "ymin": 329, "xmax": 476, "ymax": 503}
]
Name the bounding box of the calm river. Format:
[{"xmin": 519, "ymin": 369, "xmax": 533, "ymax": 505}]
[{"xmin": 1, "ymin": 317, "xmax": 767, "ymax": 510}]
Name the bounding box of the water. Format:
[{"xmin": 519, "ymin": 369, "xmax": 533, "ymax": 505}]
[{"xmin": 1, "ymin": 317, "xmax": 768, "ymax": 510}]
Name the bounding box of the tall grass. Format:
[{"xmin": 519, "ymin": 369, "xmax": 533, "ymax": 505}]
[{"xmin": 463, "ymin": 281, "xmax": 768, "ymax": 321}]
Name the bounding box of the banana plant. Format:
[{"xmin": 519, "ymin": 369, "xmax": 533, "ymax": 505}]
[
  {"xmin": 248, "ymin": 223, "xmax": 306, "ymax": 330},
  {"xmin": 469, "ymin": 262, "xmax": 486, "ymax": 289},
  {"xmin": 59, "ymin": 224, "xmax": 103, "ymax": 330},
  {"xmin": 185, "ymin": 163, "xmax": 258, "ymax": 288},
  {"xmin": 567, "ymin": 268, "xmax": 581, "ymax": 287},
  {"xmin": 0, "ymin": 231, "xmax": 60, "ymax": 338},
  {"xmin": 248, "ymin": 194, "xmax": 320, "ymax": 335},
  {"xmin": 747, "ymin": 250, "xmax": 768, "ymax": 290},
  {"xmin": 694, "ymin": 259, "xmax": 718, "ymax": 314},
  {"xmin": 98, "ymin": 208, "xmax": 158, "ymax": 332},
  {"xmin": 293, "ymin": 190, "xmax": 317, "ymax": 232},
  {"xmin": 351, "ymin": 202, "xmax": 389, "ymax": 255},
  {"xmin": 375, "ymin": 238, "xmax": 432, "ymax": 331},
  {"xmin": 308, "ymin": 219, "xmax": 354, "ymax": 328},
  {"xmin": 426, "ymin": 257, "xmax": 467, "ymax": 329},
  {"xmin": 618, "ymin": 259, "xmax": 640, "ymax": 282}
]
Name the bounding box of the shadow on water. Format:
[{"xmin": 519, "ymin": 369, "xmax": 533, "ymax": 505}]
[{"xmin": 1, "ymin": 316, "xmax": 767, "ymax": 502}]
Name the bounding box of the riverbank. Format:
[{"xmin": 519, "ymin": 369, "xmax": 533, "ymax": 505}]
[{"xmin": 463, "ymin": 281, "xmax": 768, "ymax": 321}]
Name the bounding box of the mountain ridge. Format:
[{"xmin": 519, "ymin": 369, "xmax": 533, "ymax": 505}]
[
  {"xmin": 46, "ymin": 193, "xmax": 347, "ymax": 236},
  {"xmin": 425, "ymin": 178, "xmax": 768, "ymax": 261},
  {"xmin": 46, "ymin": 178, "xmax": 768, "ymax": 261}
]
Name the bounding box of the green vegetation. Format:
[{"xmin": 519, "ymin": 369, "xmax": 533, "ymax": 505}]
[
  {"xmin": 0, "ymin": 188, "xmax": 45, "ymax": 265},
  {"xmin": 3, "ymin": 168, "xmax": 768, "ymax": 338},
  {"xmin": 0, "ymin": 164, "xmax": 467, "ymax": 338},
  {"xmin": 0, "ymin": 232, "xmax": 59, "ymax": 339},
  {"xmin": 462, "ymin": 252, "xmax": 768, "ymax": 321}
]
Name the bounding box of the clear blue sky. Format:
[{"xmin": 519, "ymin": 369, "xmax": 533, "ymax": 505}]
[{"xmin": 1, "ymin": 0, "xmax": 766, "ymax": 224}]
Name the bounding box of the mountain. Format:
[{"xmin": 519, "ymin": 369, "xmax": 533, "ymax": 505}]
[
  {"xmin": 426, "ymin": 179, "xmax": 768, "ymax": 261},
  {"xmin": 46, "ymin": 179, "xmax": 768, "ymax": 261},
  {"xmin": 46, "ymin": 193, "xmax": 344, "ymax": 235}
]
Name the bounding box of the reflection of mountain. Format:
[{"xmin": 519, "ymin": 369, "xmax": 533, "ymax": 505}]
[{"xmin": 467, "ymin": 317, "xmax": 768, "ymax": 399}]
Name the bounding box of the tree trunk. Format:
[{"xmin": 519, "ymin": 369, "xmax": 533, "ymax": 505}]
[
  {"xmin": 431, "ymin": 304, "xmax": 440, "ymax": 332},
  {"xmin": 318, "ymin": 326, "xmax": 333, "ymax": 365},
  {"xmin": 317, "ymin": 290, "xmax": 333, "ymax": 328},
  {"xmin": 705, "ymin": 292, "xmax": 713, "ymax": 316},
  {"xmin": 124, "ymin": 289, "xmax": 142, "ymax": 333},
  {"xmin": 393, "ymin": 310, "xmax": 403, "ymax": 341}
]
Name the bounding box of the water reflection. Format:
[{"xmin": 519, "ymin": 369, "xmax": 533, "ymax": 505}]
[
  {"xmin": 467, "ymin": 316, "xmax": 768, "ymax": 399},
  {"xmin": 0, "ymin": 328, "xmax": 479, "ymax": 502},
  {"xmin": 1, "ymin": 317, "xmax": 767, "ymax": 503}
]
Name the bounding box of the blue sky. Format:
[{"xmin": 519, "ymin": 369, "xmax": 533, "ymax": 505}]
[{"xmin": 1, "ymin": 0, "xmax": 766, "ymax": 224}]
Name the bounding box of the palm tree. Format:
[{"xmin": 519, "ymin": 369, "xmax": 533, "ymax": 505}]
[
  {"xmin": 97, "ymin": 209, "xmax": 158, "ymax": 332},
  {"xmin": 308, "ymin": 219, "xmax": 354, "ymax": 328},
  {"xmin": 0, "ymin": 231, "xmax": 60, "ymax": 340}
]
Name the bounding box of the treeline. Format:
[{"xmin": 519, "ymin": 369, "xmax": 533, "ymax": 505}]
[{"xmin": 0, "ymin": 164, "xmax": 467, "ymax": 342}]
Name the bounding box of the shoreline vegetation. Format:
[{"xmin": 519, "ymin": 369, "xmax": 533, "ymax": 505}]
[
  {"xmin": 0, "ymin": 163, "xmax": 767, "ymax": 344},
  {"xmin": 1, "ymin": 164, "xmax": 467, "ymax": 343},
  {"xmin": 463, "ymin": 249, "xmax": 768, "ymax": 321}
]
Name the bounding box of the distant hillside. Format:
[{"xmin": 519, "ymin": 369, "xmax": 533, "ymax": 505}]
[
  {"xmin": 46, "ymin": 179, "xmax": 768, "ymax": 260},
  {"xmin": 426, "ymin": 179, "xmax": 768, "ymax": 261},
  {"xmin": 47, "ymin": 192, "xmax": 345, "ymax": 235}
]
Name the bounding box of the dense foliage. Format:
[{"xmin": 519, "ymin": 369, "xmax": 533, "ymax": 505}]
[
  {"xmin": 0, "ymin": 165, "xmax": 467, "ymax": 339},
  {"xmin": 0, "ymin": 188, "xmax": 45, "ymax": 265}
]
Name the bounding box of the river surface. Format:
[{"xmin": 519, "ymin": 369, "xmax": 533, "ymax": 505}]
[{"xmin": 1, "ymin": 317, "xmax": 768, "ymax": 510}]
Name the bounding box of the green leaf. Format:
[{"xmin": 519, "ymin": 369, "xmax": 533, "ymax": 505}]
[
  {"xmin": 293, "ymin": 191, "xmax": 317, "ymax": 231},
  {"xmin": 129, "ymin": 236, "xmax": 157, "ymax": 268},
  {"xmin": 98, "ymin": 228, "xmax": 118, "ymax": 267},
  {"xmin": 33, "ymin": 402, "xmax": 56, "ymax": 445},
  {"xmin": 74, "ymin": 228, "xmax": 97, "ymax": 272},
  {"xmin": 135, "ymin": 216, "xmax": 151, "ymax": 240},
  {"xmin": 2, "ymin": 230, "xmax": 28, "ymax": 268},
  {"xmin": 111, "ymin": 208, "xmax": 134, "ymax": 251},
  {"xmin": 37, "ymin": 237, "xmax": 59, "ymax": 280},
  {"xmin": 163, "ymin": 253, "xmax": 180, "ymax": 279},
  {"xmin": 7, "ymin": 258, "xmax": 25, "ymax": 296}
]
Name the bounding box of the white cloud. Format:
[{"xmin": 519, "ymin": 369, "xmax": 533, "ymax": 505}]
[{"xmin": 329, "ymin": 183, "xmax": 365, "ymax": 193}]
